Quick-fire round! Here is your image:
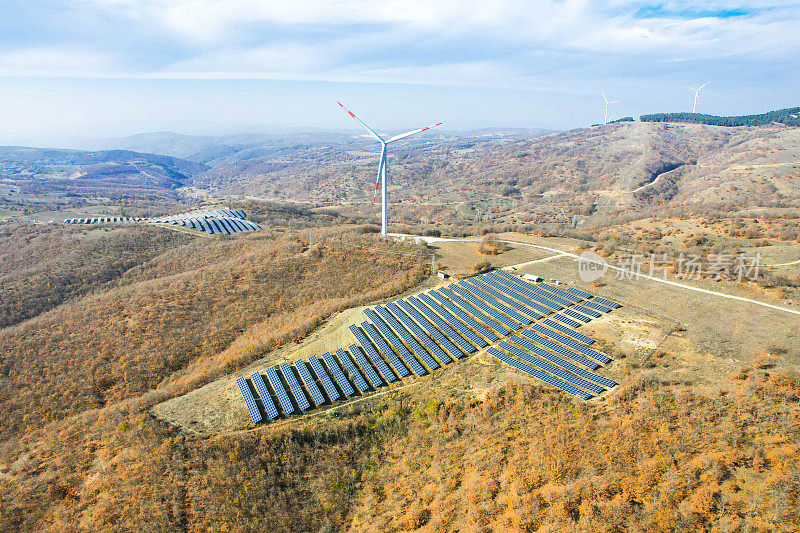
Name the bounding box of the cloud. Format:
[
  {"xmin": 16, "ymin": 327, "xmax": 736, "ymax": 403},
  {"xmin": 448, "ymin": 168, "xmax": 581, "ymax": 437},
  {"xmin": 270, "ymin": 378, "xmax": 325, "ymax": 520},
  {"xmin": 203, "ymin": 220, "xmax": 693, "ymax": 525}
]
[{"xmin": 0, "ymin": 47, "xmax": 114, "ymax": 77}]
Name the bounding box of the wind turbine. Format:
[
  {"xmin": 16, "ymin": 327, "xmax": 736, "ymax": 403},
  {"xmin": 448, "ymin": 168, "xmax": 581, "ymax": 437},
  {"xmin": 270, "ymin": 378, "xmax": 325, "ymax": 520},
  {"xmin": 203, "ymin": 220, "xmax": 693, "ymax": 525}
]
[
  {"xmin": 686, "ymin": 81, "xmax": 710, "ymax": 113},
  {"xmin": 338, "ymin": 102, "xmax": 441, "ymax": 237},
  {"xmin": 601, "ymin": 91, "xmax": 619, "ymax": 124}
]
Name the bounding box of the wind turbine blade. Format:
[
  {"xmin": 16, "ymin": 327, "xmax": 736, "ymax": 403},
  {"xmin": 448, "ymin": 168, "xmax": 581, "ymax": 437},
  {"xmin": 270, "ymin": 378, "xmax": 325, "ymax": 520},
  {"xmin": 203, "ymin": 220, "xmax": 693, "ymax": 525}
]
[
  {"xmin": 338, "ymin": 101, "xmax": 384, "ymax": 143},
  {"xmin": 699, "ymin": 81, "xmax": 710, "ymax": 90},
  {"xmin": 601, "ymin": 91, "xmax": 608, "ymax": 104},
  {"xmin": 386, "ymin": 122, "xmax": 443, "ymax": 144},
  {"xmin": 686, "ymin": 85, "xmax": 698, "ymax": 91}
]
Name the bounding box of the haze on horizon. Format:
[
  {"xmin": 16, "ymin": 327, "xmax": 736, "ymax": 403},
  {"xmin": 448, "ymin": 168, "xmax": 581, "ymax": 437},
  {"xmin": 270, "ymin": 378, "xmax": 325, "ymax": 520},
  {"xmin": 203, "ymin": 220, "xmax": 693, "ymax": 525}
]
[{"xmin": 1, "ymin": 0, "xmax": 799, "ymax": 146}]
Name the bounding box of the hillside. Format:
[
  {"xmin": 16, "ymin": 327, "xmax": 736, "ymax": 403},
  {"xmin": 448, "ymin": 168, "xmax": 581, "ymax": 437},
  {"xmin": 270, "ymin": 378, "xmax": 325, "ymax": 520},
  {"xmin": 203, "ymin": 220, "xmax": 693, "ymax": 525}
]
[
  {"xmin": 190, "ymin": 121, "xmax": 800, "ymax": 232},
  {"xmin": 642, "ymin": 107, "xmax": 800, "ymax": 127},
  {"xmin": 0, "ymin": 147, "xmax": 208, "ymax": 212}
]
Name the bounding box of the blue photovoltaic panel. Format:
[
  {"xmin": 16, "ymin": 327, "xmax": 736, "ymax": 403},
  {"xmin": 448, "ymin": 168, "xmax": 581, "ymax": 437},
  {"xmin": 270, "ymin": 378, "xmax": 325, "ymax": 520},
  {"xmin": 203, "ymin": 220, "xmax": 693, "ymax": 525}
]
[
  {"xmin": 279, "ymin": 363, "xmax": 311, "ymax": 411},
  {"xmin": 553, "ymin": 313, "xmax": 584, "ymax": 329},
  {"xmin": 563, "ymin": 308, "xmax": 591, "ymax": 323},
  {"xmin": 538, "ymin": 282, "xmax": 583, "ymax": 303},
  {"xmin": 521, "ymin": 330, "xmax": 601, "ymax": 370},
  {"xmin": 309, "ymin": 356, "xmax": 341, "ymax": 401},
  {"xmin": 522, "ymin": 331, "xmax": 600, "ymax": 370},
  {"xmin": 542, "ymin": 319, "xmax": 595, "ymax": 345},
  {"xmin": 499, "ymin": 341, "xmax": 604, "ymax": 394},
  {"xmin": 371, "ymin": 306, "xmax": 435, "ymax": 373},
  {"xmin": 493, "ymin": 270, "xmax": 575, "ymax": 308},
  {"xmin": 265, "ymin": 366, "xmax": 295, "ymax": 415},
  {"xmin": 439, "ymin": 286, "xmax": 511, "ymax": 336},
  {"xmin": 531, "ymin": 324, "xmax": 611, "ymax": 364},
  {"xmin": 250, "ymin": 372, "xmax": 280, "ymax": 419},
  {"xmin": 321, "ymin": 352, "xmax": 356, "ymax": 396},
  {"xmin": 294, "ymin": 360, "xmax": 326, "ymax": 407},
  {"xmin": 349, "ymin": 324, "xmax": 399, "ymax": 381},
  {"xmin": 364, "ymin": 309, "xmax": 416, "ymax": 361},
  {"xmin": 360, "ymin": 322, "xmax": 410, "ymax": 377},
  {"xmin": 487, "ymin": 347, "xmax": 592, "ymax": 400},
  {"xmin": 593, "ymin": 296, "xmax": 621, "ymax": 309},
  {"xmin": 566, "ymin": 286, "xmax": 593, "ymax": 299},
  {"xmin": 397, "ymin": 299, "xmax": 465, "ymax": 358},
  {"xmin": 237, "ymin": 376, "xmax": 264, "ymax": 423},
  {"xmin": 348, "ymin": 344, "xmax": 384, "ymax": 387},
  {"xmin": 476, "ymin": 276, "xmax": 546, "ymax": 319},
  {"xmin": 487, "ymin": 272, "xmax": 564, "ymax": 313},
  {"xmin": 573, "ymin": 304, "xmax": 602, "ymax": 318},
  {"xmin": 335, "ymin": 348, "xmax": 369, "ymax": 392},
  {"xmin": 421, "ymin": 292, "xmax": 491, "ymax": 346},
  {"xmin": 461, "ymin": 279, "xmax": 533, "ymax": 324},
  {"xmin": 509, "ymin": 336, "xmax": 616, "ymax": 389},
  {"xmin": 484, "ymin": 273, "xmax": 558, "ymax": 316},
  {"xmin": 407, "ymin": 295, "xmax": 476, "ymax": 354},
  {"xmin": 449, "ymin": 284, "xmax": 519, "ymax": 331},
  {"xmin": 583, "ymin": 300, "xmax": 612, "ymax": 313},
  {"xmin": 387, "ymin": 302, "xmax": 452, "ymax": 365}
]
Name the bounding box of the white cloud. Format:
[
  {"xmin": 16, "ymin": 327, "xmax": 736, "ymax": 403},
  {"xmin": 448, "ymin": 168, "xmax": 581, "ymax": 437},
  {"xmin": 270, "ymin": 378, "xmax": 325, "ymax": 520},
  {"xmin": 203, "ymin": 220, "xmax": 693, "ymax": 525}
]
[{"xmin": 0, "ymin": 47, "xmax": 114, "ymax": 77}]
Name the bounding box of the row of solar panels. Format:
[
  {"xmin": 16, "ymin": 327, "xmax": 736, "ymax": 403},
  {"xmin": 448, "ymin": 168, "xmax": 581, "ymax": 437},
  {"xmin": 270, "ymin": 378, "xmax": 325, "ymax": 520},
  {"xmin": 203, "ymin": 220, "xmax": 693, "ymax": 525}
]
[
  {"xmin": 65, "ymin": 217, "xmax": 144, "ymax": 224},
  {"xmin": 236, "ymin": 270, "xmax": 621, "ymax": 420},
  {"xmin": 148, "ymin": 208, "xmax": 246, "ymax": 223},
  {"xmin": 155, "ymin": 216, "xmax": 261, "ymax": 235}
]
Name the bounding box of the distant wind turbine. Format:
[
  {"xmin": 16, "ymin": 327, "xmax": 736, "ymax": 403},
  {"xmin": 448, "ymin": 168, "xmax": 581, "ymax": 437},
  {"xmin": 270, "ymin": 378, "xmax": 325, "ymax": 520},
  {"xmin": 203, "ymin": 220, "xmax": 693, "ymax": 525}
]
[
  {"xmin": 686, "ymin": 81, "xmax": 710, "ymax": 113},
  {"xmin": 338, "ymin": 102, "xmax": 441, "ymax": 237},
  {"xmin": 602, "ymin": 92, "xmax": 619, "ymax": 124}
]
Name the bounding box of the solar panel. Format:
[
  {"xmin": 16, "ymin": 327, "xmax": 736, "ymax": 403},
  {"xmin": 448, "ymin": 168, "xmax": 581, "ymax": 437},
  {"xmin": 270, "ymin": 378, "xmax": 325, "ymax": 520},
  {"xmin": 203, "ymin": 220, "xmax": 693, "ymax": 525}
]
[
  {"xmin": 439, "ymin": 287, "xmax": 511, "ymax": 336},
  {"xmin": 321, "ymin": 352, "xmax": 356, "ymax": 396},
  {"xmin": 509, "ymin": 336, "xmax": 616, "ymax": 389},
  {"xmin": 265, "ymin": 366, "xmax": 295, "ymax": 415},
  {"xmin": 406, "ymin": 295, "xmax": 476, "ymax": 354},
  {"xmin": 553, "ymin": 309, "xmax": 588, "ymax": 328},
  {"xmin": 348, "ymin": 344, "xmax": 384, "ymax": 387},
  {"xmin": 531, "ymin": 324, "xmax": 611, "ymax": 364},
  {"xmin": 386, "ymin": 302, "xmax": 452, "ymax": 365},
  {"xmin": 279, "ymin": 363, "xmax": 311, "ymax": 410},
  {"xmin": 499, "ymin": 341, "xmax": 604, "ymax": 394},
  {"xmin": 294, "ymin": 360, "xmax": 326, "ymax": 407},
  {"xmin": 236, "ymin": 376, "xmax": 264, "ymax": 423},
  {"xmin": 220, "ymin": 218, "xmax": 237, "ymax": 234},
  {"xmin": 360, "ymin": 322, "xmax": 410, "ymax": 377},
  {"xmin": 593, "ymin": 296, "xmax": 621, "ymax": 309},
  {"xmin": 542, "ymin": 319, "xmax": 595, "ymax": 345},
  {"xmin": 308, "ymin": 356, "xmax": 341, "ymax": 401},
  {"xmin": 449, "ymin": 284, "xmax": 520, "ymax": 331},
  {"xmin": 486, "ymin": 272, "xmax": 564, "ymax": 312},
  {"xmin": 487, "ymin": 347, "xmax": 592, "ymax": 400},
  {"xmin": 521, "ymin": 329, "xmax": 601, "ymax": 370},
  {"xmin": 348, "ymin": 325, "xmax": 399, "ymax": 382},
  {"xmin": 566, "ymin": 286, "xmax": 593, "ymax": 299},
  {"xmin": 460, "ymin": 279, "xmax": 533, "ymax": 323},
  {"xmin": 377, "ymin": 304, "xmax": 441, "ymax": 370},
  {"xmin": 562, "ymin": 308, "xmax": 591, "ymax": 324},
  {"xmin": 422, "ymin": 292, "xmax": 492, "ymax": 346},
  {"xmin": 538, "ymin": 282, "xmax": 583, "ymax": 303},
  {"xmin": 335, "ymin": 348, "xmax": 369, "ymax": 392},
  {"xmin": 250, "ymin": 372, "xmax": 279, "ymax": 419},
  {"xmin": 397, "ymin": 298, "xmax": 465, "ymax": 358},
  {"xmin": 573, "ymin": 304, "xmax": 602, "ymax": 318},
  {"xmin": 475, "ymin": 275, "xmax": 547, "ymax": 318},
  {"xmin": 583, "ymin": 300, "xmax": 612, "ymax": 313},
  {"xmin": 366, "ymin": 308, "xmax": 429, "ymax": 375}
]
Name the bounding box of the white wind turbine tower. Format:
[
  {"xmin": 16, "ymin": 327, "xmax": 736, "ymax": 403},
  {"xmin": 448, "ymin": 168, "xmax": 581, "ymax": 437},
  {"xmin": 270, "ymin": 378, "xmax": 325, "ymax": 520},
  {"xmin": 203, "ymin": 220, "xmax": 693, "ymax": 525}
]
[
  {"xmin": 338, "ymin": 101, "xmax": 442, "ymax": 237},
  {"xmin": 686, "ymin": 81, "xmax": 710, "ymax": 113},
  {"xmin": 602, "ymin": 91, "xmax": 619, "ymax": 124}
]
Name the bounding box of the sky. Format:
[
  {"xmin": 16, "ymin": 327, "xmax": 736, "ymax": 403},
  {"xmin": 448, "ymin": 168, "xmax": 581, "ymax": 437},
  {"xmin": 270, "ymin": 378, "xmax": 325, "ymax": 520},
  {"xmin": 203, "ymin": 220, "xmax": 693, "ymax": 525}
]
[{"xmin": 0, "ymin": 0, "xmax": 798, "ymax": 145}]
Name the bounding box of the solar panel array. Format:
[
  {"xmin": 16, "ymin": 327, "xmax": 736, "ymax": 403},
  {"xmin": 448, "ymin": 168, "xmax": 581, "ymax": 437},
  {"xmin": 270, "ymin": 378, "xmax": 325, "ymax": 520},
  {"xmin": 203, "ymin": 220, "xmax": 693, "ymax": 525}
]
[
  {"xmin": 237, "ymin": 270, "xmax": 624, "ymax": 422},
  {"xmin": 279, "ymin": 363, "xmax": 311, "ymax": 411},
  {"xmin": 294, "ymin": 360, "xmax": 326, "ymax": 407},
  {"xmin": 250, "ymin": 372, "xmax": 280, "ymax": 420},
  {"xmin": 236, "ymin": 377, "xmax": 263, "ymax": 424},
  {"xmin": 266, "ymin": 366, "xmax": 294, "ymax": 415},
  {"xmin": 64, "ymin": 207, "xmax": 260, "ymax": 235}
]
